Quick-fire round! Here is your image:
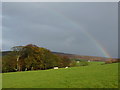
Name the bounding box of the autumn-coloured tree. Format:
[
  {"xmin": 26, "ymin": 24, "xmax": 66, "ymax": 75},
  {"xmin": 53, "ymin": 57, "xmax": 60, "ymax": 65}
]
[
  {"xmin": 57, "ymin": 56, "xmax": 71, "ymax": 67},
  {"xmin": 2, "ymin": 44, "xmax": 72, "ymax": 72},
  {"xmin": 2, "ymin": 53, "xmax": 17, "ymax": 72}
]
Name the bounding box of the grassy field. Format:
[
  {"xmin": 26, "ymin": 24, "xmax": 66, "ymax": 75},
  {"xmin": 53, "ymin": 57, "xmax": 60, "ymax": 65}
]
[{"xmin": 2, "ymin": 62, "xmax": 118, "ymax": 88}]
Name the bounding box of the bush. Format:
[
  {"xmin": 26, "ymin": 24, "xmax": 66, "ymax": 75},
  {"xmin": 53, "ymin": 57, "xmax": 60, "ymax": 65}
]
[
  {"xmin": 79, "ymin": 59, "xmax": 88, "ymax": 62},
  {"xmin": 79, "ymin": 61, "xmax": 89, "ymax": 66},
  {"xmin": 105, "ymin": 60, "xmax": 119, "ymax": 64},
  {"xmin": 57, "ymin": 56, "xmax": 71, "ymax": 68},
  {"xmin": 69, "ymin": 60, "xmax": 77, "ymax": 67}
]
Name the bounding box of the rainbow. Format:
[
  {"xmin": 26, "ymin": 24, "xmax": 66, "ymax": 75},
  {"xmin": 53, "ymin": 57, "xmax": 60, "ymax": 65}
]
[{"xmin": 43, "ymin": 7, "xmax": 111, "ymax": 58}]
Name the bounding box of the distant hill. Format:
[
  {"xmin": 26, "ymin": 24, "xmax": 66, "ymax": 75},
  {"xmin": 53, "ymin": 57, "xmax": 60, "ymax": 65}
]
[
  {"xmin": 52, "ymin": 52, "xmax": 118, "ymax": 62},
  {"xmin": 2, "ymin": 51, "xmax": 118, "ymax": 62}
]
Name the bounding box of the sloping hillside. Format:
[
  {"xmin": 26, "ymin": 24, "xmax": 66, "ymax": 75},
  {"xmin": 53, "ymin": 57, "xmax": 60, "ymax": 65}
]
[{"xmin": 2, "ymin": 51, "xmax": 118, "ymax": 62}]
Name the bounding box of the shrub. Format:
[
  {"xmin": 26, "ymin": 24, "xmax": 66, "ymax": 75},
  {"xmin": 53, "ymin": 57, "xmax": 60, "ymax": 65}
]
[
  {"xmin": 79, "ymin": 61, "xmax": 89, "ymax": 66},
  {"xmin": 79, "ymin": 59, "xmax": 88, "ymax": 62},
  {"xmin": 105, "ymin": 60, "xmax": 113, "ymax": 64},
  {"xmin": 105, "ymin": 59, "xmax": 119, "ymax": 64},
  {"xmin": 57, "ymin": 56, "xmax": 71, "ymax": 68},
  {"xmin": 69, "ymin": 60, "xmax": 77, "ymax": 67}
]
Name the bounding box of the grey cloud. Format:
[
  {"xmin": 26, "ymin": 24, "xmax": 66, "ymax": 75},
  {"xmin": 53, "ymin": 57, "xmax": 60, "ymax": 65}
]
[{"xmin": 2, "ymin": 2, "xmax": 118, "ymax": 58}]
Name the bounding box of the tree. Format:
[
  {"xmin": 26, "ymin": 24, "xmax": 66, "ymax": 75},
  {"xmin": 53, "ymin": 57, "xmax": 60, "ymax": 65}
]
[
  {"xmin": 3, "ymin": 44, "xmax": 72, "ymax": 72},
  {"xmin": 57, "ymin": 56, "xmax": 71, "ymax": 67},
  {"xmin": 21, "ymin": 44, "xmax": 42, "ymax": 70},
  {"xmin": 20, "ymin": 44, "xmax": 62, "ymax": 70},
  {"xmin": 11, "ymin": 46, "xmax": 24, "ymax": 71},
  {"xmin": 2, "ymin": 53, "xmax": 17, "ymax": 72}
]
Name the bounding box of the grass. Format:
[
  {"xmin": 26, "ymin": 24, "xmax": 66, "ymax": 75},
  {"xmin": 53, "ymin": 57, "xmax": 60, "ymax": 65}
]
[{"xmin": 2, "ymin": 62, "xmax": 118, "ymax": 88}]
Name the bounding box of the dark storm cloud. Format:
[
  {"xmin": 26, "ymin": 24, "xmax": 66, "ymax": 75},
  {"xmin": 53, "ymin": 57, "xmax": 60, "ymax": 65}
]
[{"xmin": 2, "ymin": 2, "xmax": 118, "ymax": 58}]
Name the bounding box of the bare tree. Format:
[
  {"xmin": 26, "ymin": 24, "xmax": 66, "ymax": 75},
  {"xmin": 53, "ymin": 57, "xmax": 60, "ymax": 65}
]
[{"xmin": 11, "ymin": 46, "xmax": 24, "ymax": 71}]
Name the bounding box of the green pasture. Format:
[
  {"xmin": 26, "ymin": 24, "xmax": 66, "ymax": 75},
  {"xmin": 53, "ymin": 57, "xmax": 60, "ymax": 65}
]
[{"xmin": 2, "ymin": 62, "xmax": 118, "ymax": 88}]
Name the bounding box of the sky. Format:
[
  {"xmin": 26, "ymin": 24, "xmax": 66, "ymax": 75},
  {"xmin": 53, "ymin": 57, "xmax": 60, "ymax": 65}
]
[{"xmin": 2, "ymin": 2, "xmax": 118, "ymax": 58}]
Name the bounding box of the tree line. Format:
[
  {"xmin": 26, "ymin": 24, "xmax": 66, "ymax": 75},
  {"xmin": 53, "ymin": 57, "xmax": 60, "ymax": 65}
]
[{"xmin": 2, "ymin": 44, "xmax": 76, "ymax": 73}]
